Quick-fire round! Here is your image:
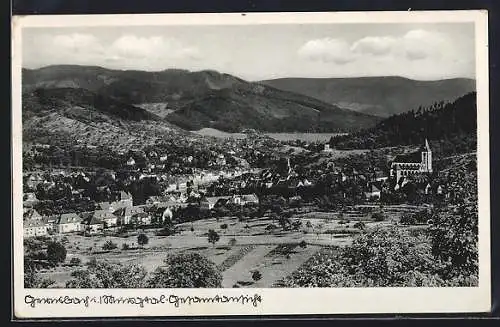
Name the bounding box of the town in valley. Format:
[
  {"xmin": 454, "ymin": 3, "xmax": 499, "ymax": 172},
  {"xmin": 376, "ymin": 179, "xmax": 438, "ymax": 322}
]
[{"xmin": 21, "ymin": 23, "xmax": 479, "ymax": 289}]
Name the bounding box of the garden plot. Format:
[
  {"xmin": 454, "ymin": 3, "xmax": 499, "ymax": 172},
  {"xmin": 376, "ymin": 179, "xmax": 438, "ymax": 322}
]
[
  {"xmin": 251, "ymin": 244, "xmax": 321, "ymax": 288},
  {"xmin": 221, "ymin": 245, "xmax": 275, "ymax": 288}
]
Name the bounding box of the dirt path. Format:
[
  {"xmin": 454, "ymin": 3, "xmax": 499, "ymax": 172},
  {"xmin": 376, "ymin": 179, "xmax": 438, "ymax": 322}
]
[{"xmin": 221, "ymin": 245, "xmax": 275, "ymax": 288}]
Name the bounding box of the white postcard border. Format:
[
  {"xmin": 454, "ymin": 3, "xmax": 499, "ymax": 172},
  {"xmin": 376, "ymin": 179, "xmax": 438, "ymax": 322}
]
[{"xmin": 11, "ymin": 10, "xmax": 491, "ymax": 318}]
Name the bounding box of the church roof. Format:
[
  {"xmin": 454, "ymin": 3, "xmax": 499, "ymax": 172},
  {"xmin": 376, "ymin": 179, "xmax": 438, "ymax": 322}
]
[{"xmin": 393, "ymin": 151, "xmax": 421, "ymax": 164}]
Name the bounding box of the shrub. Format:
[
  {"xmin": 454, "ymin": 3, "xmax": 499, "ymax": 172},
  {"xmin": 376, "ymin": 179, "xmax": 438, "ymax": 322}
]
[
  {"xmin": 371, "ymin": 212, "xmax": 386, "ymax": 222},
  {"xmin": 86, "ymin": 257, "xmax": 98, "ymax": 267},
  {"xmin": 353, "ymin": 222, "xmax": 366, "ymax": 230},
  {"xmin": 401, "ymin": 210, "xmax": 432, "ymax": 225},
  {"xmin": 122, "ymin": 243, "xmax": 130, "ymax": 250},
  {"xmin": 299, "ymin": 240, "xmax": 307, "ymax": 248},
  {"xmin": 220, "ymin": 224, "xmax": 228, "ymax": 229},
  {"xmin": 46, "ymin": 241, "xmax": 67, "ymax": 264},
  {"xmin": 265, "ymin": 224, "xmax": 277, "ymax": 231},
  {"xmin": 69, "ymin": 257, "xmax": 81, "ymax": 266},
  {"xmin": 156, "ymin": 226, "xmax": 175, "ymax": 236},
  {"xmin": 283, "ymin": 228, "xmax": 443, "ymax": 287},
  {"xmin": 251, "ymin": 270, "xmax": 262, "ymax": 281},
  {"xmin": 24, "ymin": 262, "xmax": 55, "ymax": 288},
  {"xmin": 228, "ymin": 238, "xmax": 237, "ymax": 247},
  {"xmin": 137, "ymin": 233, "xmax": 149, "ymax": 246},
  {"xmin": 102, "ymin": 240, "xmax": 118, "ymax": 251},
  {"xmin": 147, "ymin": 253, "xmax": 222, "ymax": 288},
  {"xmin": 66, "ymin": 261, "xmax": 148, "ymax": 288},
  {"xmin": 207, "ymin": 229, "xmax": 220, "ymax": 247}
]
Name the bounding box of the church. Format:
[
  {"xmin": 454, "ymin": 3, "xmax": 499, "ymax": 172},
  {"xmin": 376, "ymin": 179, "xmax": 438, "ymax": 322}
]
[{"xmin": 389, "ymin": 139, "xmax": 433, "ymax": 182}]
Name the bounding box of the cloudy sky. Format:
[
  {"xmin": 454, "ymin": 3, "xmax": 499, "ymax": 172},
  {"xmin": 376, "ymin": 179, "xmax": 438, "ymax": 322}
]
[{"xmin": 22, "ymin": 23, "xmax": 475, "ymax": 81}]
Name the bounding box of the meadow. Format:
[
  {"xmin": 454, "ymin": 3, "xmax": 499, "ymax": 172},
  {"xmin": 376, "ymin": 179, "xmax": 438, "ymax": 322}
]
[{"xmin": 38, "ymin": 204, "xmax": 425, "ymax": 288}]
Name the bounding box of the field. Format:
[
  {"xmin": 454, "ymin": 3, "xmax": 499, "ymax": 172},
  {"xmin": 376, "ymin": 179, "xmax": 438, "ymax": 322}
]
[
  {"xmin": 192, "ymin": 128, "xmax": 247, "ymax": 139},
  {"xmin": 264, "ymin": 133, "xmax": 348, "ymax": 142},
  {"xmin": 38, "ymin": 204, "xmax": 426, "ymax": 288},
  {"xmin": 191, "ymin": 128, "xmax": 347, "ymax": 142}
]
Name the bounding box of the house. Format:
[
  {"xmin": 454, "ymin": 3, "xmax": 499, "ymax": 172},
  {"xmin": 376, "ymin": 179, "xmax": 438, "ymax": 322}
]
[
  {"xmin": 161, "ymin": 207, "xmax": 174, "ymax": 223},
  {"xmin": 23, "ymin": 192, "xmax": 39, "ymax": 207},
  {"xmin": 390, "ymin": 139, "xmax": 433, "ymax": 182},
  {"xmin": 117, "ymin": 191, "xmax": 133, "ymax": 208},
  {"xmin": 146, "ymin": 196, "xmax": 172, "ymax": 206},
  {"xmin": 26, "ymin": 174, "xmax": 44, "ymax": 189},
  {"xmin": 166, "ymin": 183, "xmax": 178, "ymax": 192},
  {"xmin": 23, "ymin": 208, "xmax": 42, "ymax": 220},
  {"xmin": 126, "ymin": 157, "xmax": 136, "ymax": 166},
  {"xmin": 200, "ymin": 196, "xmax": 231, "ymax": 210},
  {"xmin": 42, "ymin": 215, "xmax": 59, "ymax": 234},
  {"xmin": 131, "ymin": 212, "xmax": 152, "ymax": 225},
  {"xmin": 23, "ymin": 219, "xmax": 48, "ymax": 238},
  {"xmin": 93, "ymin": 210, "xmax": 119, "ymax": 228},
  {"xmin": 372, "ymin": 170, "xmax": 388, "ymax": 182},
  {"xmin": 425, "ymin": 183, "xmax": 432, "ymax": 195},
  {"xmin": 97, "ymin": 192, "xmax": 133, "ymax": 214},
  {"xmin": 83, "ymin": 215, "xmax": 104, "ymax": 235},
  {"xmin": 241, "ymin": 194, "xmax": 259, "ymax": 205},
  {"xmin": 215, "ymin": 154, "xmax": 226, "ymax": 166},
  {"xmin": 364, "ymin": 184, "xmax": 382, "ymax": 200},
  {"xmin": 56, "ymin": 213, "xmax": 82, "ymax": 234},
  {"xmin": 115, "ymin": 205, "xmax": 145, "ymax": 225}
]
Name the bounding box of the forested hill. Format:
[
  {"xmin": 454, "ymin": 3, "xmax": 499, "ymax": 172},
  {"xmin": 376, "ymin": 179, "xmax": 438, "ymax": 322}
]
[{"xmin": 330, "ymin": 92, "xmax": 477, "ymax": 156}]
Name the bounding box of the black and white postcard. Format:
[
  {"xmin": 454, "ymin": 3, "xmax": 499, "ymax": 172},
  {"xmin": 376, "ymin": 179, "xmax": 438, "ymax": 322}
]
[{"xmin": 11, "ymin": 11, "xmax": 491, "ymax": 317}]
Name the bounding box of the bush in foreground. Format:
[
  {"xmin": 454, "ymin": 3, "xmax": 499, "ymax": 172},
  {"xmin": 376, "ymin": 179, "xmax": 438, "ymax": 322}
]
[
  {"xmin": 148, "ymin": 253, "xmax": 222, "ymax": 288},
  {"xmin": 282, "ymin": 227, "xmax": 446, "ymax": 288},
  {"xmin": 66, "ymin": 260, "xmax": 148, "ymax": 288}
]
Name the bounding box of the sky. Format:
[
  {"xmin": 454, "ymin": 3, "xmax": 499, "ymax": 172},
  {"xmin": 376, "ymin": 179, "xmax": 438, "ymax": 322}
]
[{"xmin": 22, "ymin": 23, "xmax": 476, "ymax": 81}]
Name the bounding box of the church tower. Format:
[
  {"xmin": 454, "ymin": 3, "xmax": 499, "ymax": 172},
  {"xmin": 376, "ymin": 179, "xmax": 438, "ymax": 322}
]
[{"xmin": 421, "ymin": 139, "xmax": 433, "ymax": 173}]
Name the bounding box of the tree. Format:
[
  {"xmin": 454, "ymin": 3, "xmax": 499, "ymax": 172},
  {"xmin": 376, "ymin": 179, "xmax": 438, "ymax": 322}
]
[
  {"xmin": 147, "ymin": 253, "xmax": 222, "ymax": 288},
  {"xmin": 278, "ymin": 216, "xmax": 291, "ymax": 231},
  {"xmin": 69, "ymin": 257, "xmax": 82, "ymax": 266},
  {"xmin": 207, "ymin": 229, "xmax": 220, "ymax": 247},
  {"xmin": 353, "ymin": 221, "xmax": 366, "ymax": 230},
  {"xmin": 102, "ymin": 240, "xmax": 118, "ymax": 251},
  {"xmin": 46, "ymin": 241, "xmax": 67, "ymax": 264},
  {"xmin": 66, "ymin": 260, "xmax": 148, "ymax": 288},
  {"xmin": 228, "ymin": 238, "xmax": 237, "ymax": 247},
  {"xmin": 429, "ymin": 194, "xmax": 478, "ymax": 283},
  {"xmin": 24, "ymin": 260, "xmax": 55, "ymax": 288},
  {"xmin": 299, "ymin": 240, "xmax": 307, "ymax": 248},
  {"xmin": 220, "ymin": 223, "xmax": 228, "ymax": 230},
  {"xmin": 251, "ymin": 270, "xmax": 262, "ymax": 281},
  {"xmin": 371, "ymin": 211, "xmax": 386, "ymax": 222},
  {"xmin": 137, "ymin": 233, "xmax": 149, "ymax": 247}
]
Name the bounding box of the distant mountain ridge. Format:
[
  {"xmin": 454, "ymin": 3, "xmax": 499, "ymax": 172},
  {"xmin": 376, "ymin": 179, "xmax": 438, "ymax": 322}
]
[
  {"xmin": 260, "ymin": 76, "xmax": 476, "ymax": 117},
  {"xmin": 22, "ymin": 65, "xmax": 381, "ymax": 133}
]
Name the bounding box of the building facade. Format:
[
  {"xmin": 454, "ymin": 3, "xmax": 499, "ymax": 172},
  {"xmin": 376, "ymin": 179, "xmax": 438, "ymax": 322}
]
[{"xmin": 390, "ymin": 139, "xmax": 433, "ymax": 181}]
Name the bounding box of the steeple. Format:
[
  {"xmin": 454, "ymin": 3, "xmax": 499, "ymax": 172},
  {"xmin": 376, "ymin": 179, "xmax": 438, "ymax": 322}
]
[
  {"xmin": 425, "ymin": 138, "xmax": 431, "ymax": 152},
  {"xmin": 421, "ymin": 138, "xmax": 432, "ymax": 173}
]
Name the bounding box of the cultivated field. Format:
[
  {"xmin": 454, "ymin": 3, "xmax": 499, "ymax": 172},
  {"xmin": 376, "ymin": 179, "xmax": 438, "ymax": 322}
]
[{"xmin": 39, "ymin": 204, "xmax": 427, "ymax": 288}]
